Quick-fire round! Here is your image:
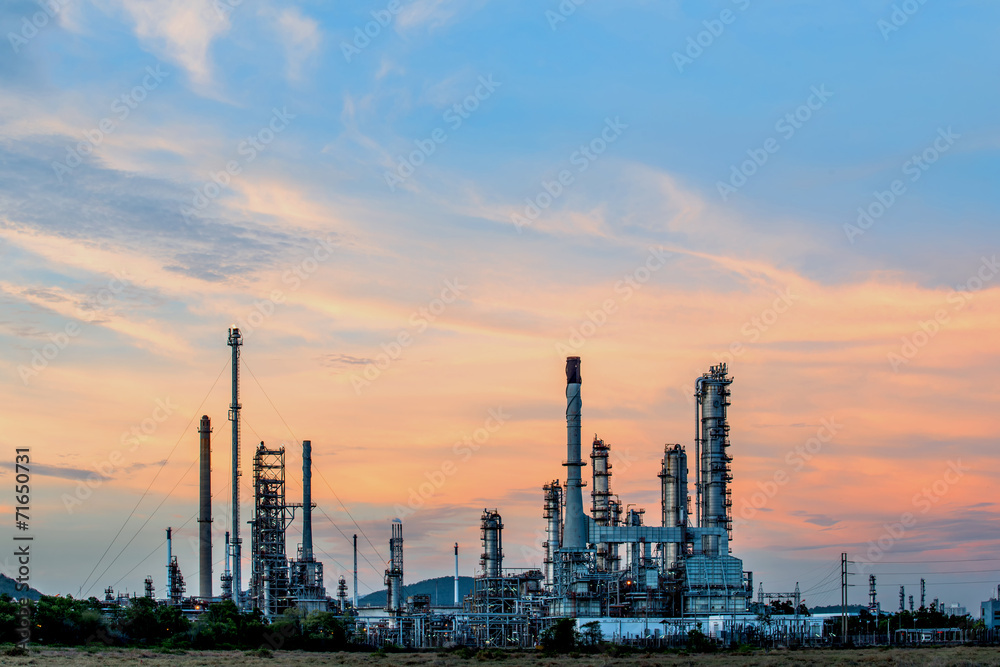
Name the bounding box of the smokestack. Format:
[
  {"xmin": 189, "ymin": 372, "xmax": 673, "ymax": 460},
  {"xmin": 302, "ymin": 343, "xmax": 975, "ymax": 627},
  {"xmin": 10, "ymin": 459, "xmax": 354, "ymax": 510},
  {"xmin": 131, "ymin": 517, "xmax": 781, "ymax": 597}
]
[
  {"xmin": 563, "ymin": 357, "xmax": 586, "ymax": 549},
  {"xmin": 302, "ymin": 439, "xmax": 313, "ymax": 560},
  {"xmin": 353, "ymin": 534, "xmax": 358, "ymax": 609},
  {"xmin": 198, "ymin": 416, "xmax": 212, "ymax": 600},
  {"xmin": 166, "ymin": 527, "xmax": 173, "ymax": 596}
]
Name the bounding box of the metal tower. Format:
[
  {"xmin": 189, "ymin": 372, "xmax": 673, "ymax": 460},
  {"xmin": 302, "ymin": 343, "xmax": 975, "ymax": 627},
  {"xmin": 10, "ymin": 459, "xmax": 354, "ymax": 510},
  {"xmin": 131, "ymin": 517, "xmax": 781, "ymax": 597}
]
[
  {"xmin": 249, "ymin": 442, "xmax": 293, "ymax": 617},
  {"xmin": 228, "ymin": 327, "xmax": 243, "ymax": 607}
]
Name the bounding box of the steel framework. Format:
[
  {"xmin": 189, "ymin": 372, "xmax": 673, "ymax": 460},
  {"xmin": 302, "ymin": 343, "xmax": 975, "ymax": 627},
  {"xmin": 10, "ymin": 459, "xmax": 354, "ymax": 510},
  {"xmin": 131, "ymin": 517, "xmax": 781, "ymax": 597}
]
[{"xmin": 249, "ymin": 442, "xmax": 295, "ymax": 617}]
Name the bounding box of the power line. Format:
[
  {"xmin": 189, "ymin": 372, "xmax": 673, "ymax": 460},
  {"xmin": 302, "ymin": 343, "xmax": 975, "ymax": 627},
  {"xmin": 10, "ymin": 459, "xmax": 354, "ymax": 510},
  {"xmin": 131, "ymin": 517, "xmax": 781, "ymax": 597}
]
[
  {"xmin": 78, "ymin": 356, "xmax": 231, "ymax": 596},
  {"xmin": 870, "ymin": 568, "xmax": 1000, "ymax": 576},
  {"xmin": 862, "ymin": 558, "xmax": 1000, "ymax": 564},
  {"xmin": 241, "ymin": 359, "xmax": 387, "ymax": 565},
  {"xmin": 240, "ymin": 416, "xmax": 381, "ymax": 590},
  {"xmin": 86, "ymin": 455, "xmax": 199, "ymax": 597}
]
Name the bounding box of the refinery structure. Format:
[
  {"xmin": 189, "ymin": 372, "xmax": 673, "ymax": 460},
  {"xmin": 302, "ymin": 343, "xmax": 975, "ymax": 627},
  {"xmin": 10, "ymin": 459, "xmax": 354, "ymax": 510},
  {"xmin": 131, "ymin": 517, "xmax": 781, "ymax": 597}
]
[{"xmin": 98, "ymin": 330, "xmax": 826, "ymax": 646}]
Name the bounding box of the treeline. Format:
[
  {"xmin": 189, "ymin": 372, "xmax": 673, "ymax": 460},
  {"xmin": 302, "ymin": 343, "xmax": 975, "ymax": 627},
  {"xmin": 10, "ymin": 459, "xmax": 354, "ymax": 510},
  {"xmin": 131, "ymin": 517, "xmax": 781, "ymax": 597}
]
[{"xmin": 0, "ymin": 594, "xmax": 351, "ymax": 650}]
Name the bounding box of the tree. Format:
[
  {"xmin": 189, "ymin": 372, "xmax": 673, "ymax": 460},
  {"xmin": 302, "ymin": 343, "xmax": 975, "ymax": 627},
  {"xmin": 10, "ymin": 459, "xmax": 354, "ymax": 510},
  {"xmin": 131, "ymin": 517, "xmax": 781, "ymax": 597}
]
[
  {"xmin": 687, "ymin": 624, "xmax": 715, "ymax": 653},
  {"xmin": 541, "ymin": 618, "xmax": 577, "ymax": 653},
  {"xmin": 580, "ymin": 620, "xmax": 603, "ymax": 646},
  {"xmin": 33, "ymin": 596, "xmax": 105, "ymax": 645},
  {"xmin": 770, "ymin": 600, "xmax": 795, "ymax": 615}
]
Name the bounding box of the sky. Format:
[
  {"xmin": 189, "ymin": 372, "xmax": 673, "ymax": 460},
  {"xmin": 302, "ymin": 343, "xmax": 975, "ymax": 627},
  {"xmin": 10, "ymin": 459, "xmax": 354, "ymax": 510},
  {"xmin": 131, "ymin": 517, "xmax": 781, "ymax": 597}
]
[{"xmin": 1, "ymin": 0, "xmax": 999, "ymax": 615}]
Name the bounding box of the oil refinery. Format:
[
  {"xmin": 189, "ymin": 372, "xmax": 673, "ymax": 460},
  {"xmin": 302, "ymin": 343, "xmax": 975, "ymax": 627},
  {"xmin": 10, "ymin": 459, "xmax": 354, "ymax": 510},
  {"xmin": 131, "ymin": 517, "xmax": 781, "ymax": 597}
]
[{"xmin": 97, "ymin": 329, "xmax": 827, "ymax": 646}]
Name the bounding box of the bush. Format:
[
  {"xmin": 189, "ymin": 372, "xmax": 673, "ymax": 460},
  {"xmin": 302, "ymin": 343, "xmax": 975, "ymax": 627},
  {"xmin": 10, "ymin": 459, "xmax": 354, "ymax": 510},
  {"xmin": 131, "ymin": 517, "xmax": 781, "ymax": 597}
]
[
  {"xmin": 687, "ymin": 627, "xmax": 716, "ymax": 653},
  {"xmin": 475, "ymin": 647, "xmax": 507, "ymax": 660},
  {"xmin": 540, "ymin": 618, "xmax": 577, "ymax": 654}
]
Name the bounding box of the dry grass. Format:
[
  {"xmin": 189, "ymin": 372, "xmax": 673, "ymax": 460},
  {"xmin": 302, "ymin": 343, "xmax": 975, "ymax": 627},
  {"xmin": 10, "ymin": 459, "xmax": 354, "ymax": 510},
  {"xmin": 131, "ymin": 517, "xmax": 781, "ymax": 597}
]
[{"xmin": 2, "ymin": 646, "xmax": 1000, "ymax": 667}]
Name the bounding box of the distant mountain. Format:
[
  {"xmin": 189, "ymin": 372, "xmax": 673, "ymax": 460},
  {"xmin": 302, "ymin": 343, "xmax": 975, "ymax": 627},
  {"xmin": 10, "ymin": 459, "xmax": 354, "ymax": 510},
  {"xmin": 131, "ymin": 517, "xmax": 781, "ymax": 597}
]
[
  {"xmin": 357, "ymin": 576, "xmax": 476, "ymax": 608},
  {"xmin": 0, "ymin": 573, "xmax": 42, "ymax": 600}
]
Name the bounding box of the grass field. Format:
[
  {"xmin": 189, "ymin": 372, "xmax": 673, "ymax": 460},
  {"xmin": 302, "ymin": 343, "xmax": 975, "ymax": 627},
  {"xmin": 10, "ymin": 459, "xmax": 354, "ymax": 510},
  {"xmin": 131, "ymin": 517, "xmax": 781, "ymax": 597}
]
[{"xmin": 3, "ymin": 646, "xmax": 1000, "ymax": 666}]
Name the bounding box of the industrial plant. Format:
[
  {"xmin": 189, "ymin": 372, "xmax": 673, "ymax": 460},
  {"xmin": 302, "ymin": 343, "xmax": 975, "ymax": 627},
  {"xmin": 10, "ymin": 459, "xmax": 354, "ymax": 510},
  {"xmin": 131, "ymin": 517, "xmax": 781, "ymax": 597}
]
[{"xmin": 97, "ymin": 330, "xmax": 832, "ymax": 646}]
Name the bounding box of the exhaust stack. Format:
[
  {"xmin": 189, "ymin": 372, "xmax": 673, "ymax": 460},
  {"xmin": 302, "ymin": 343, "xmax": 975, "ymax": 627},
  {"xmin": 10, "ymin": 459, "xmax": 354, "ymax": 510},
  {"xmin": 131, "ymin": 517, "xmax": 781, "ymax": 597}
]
[
  {"xmin": 198, "ymin": 415, "xmax": 212, "ymax": 600},
  {"xmin": 302, "ymin": 440, "xmax": 313, "ymax": 560},
  {"xmin": 562, "ymin": 357, "xmax": 586, "ymax": 549},
  {"xmin": 454, "ymin": 543, "xmax": 459, "ymax": 606},
  {"xmin": 166, "ymin": 526, "xmax": 173, "ymax": 595}
]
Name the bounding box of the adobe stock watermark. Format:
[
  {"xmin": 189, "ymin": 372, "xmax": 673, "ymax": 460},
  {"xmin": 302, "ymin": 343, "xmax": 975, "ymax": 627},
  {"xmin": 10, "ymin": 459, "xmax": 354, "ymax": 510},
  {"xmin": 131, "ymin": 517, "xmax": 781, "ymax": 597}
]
[
  {"xmin": 888, "ymin": 254, "xmax": 998, "ymax": 372},
  {"xmin": 52, "ymin": 65, "xmax": 169, "ymax": 183},
  {"xmin": 877, "ymin": 0, "xmax": 930, "ymax": 41},
  {"xmin": 7, "ymin": 0, "xmax": 68, "ymax": 54},
  {"xmin": 673, "ymin": 287, "xmax": 799, "ymax": 405},
  {"xmin": 350, "ymin": 278, "xmax": 467, "ymax": 394},
  {"xmin": 181, "ymin": 107, "xmax": 295, "ymax": 222},
  {"xmin": 384, "ymin": 75, "xmax": 501, "ymax": 191},
  {"xmin": 18, "ymin": 272, "xmax": 131, "ymax": 384},
  {"xmin": 844, "ymin": 127, "xmax": 959, "ymax": 244},
  {"xmin": 717, "ymin": 85, "xmax": 833, "ymax": 201},
  {"xmin": 233, "ymin": 234, "xmax": 341, "ymax": 341},
  {"xmin": 520, "ymin": 446, "xmax": 636, "ymax": 564},
  {"xmin": 511, "ymin": 117, "xmax": 628, "ymax": 233},
  {"xmin": 733, "ymin": 418, "xmax": 841, "ymax": 528},
  {"xmin": 855, "ymin": 460, "xmax": 969, "ymax": 572},
  {"xmin": 394, "ymin": 408, "xmax": 510, "ymax": 519},
  {"xmin": 341, "ymin": 0, "xmax": 408, "ymax": 63},
  {"xmin": 212, "ymin": 0, "xmax": 244, "ymax": 20},
  {"xmin": 672, "ymin": 0, "xmax": 751, "ymax": 73},
  {"xmin": 555, "ymin": 246, "xmax": 670, "ymax": 356},
  {"xmin": 545, "ymin": 0, "xmax": 586, "ymax": 30},
  {"xmin": 61, "ymin": 397, "xmax": 177, "ymax": 513}
]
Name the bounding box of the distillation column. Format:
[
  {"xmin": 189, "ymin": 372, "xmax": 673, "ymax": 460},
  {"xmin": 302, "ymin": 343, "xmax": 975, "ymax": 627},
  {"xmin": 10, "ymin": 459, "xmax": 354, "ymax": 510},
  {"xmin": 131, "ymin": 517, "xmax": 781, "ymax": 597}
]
[
  {"xmin": 697, "ymin": 363, "xmax": 733, "ymax": 556},
  {"xmin": 659, "ymin": 444, "xmax": 688, "ymax": 571},
  {"xmin": 480, "ymin": 509, "xmax": 503, "ymax": 578},
  {"xmin": 385, "ymin": 519, "xmax": 404, "ymax": 613},
  {"xmin": 542, "ymin": 481, "xmax": 562, "ymax": 592},
  {"xmin": 198, "ymin": 416, "xmax": 213, "ymax": 600},
  {"xmin": 591, "ymin": 437, "xmax": 613, "ymax": 571}
]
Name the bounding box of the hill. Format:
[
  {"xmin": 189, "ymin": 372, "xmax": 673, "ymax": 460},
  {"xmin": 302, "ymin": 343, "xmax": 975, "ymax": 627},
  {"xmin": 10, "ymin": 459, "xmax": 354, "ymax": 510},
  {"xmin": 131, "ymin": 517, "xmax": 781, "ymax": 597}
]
[
  {"xmin": 357, "ymin": 575, "xmax": 475, "ymax": 608},
  {"xmin": 1, "ymin": 573, "xmax": 43, "ymax": 600}
]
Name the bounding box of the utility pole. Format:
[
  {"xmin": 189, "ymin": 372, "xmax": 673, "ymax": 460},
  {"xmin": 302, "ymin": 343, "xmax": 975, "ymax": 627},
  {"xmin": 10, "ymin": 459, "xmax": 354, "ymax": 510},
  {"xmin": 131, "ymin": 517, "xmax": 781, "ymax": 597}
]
[{"xmin": 841, "ymin": 552, "xmax": 848, "ymax": 643}]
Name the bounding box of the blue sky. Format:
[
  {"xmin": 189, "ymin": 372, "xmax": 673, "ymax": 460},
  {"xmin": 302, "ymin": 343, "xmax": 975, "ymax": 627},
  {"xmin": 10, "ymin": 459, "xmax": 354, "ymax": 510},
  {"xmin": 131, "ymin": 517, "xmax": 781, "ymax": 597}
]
[{"xmin": 1, "ymin": 0, "xmax": 999, "ymax": 613}]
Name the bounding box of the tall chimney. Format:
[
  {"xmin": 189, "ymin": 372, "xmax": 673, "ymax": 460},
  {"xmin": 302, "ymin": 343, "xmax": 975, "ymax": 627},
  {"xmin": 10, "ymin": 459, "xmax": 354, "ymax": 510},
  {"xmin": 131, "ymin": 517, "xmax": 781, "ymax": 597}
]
[
  {"xmin": 166, "ymin": 527, "xmax": 173, "ymax": 596},
  {"xmin": 198, "ymin": 416, "xmax": 213, "ymax": 600},
  {"xmin": 562, "ymin": 357, "xmax": 586, "ymax": 549},
  {"xmin": 302, "ymin": 439, "xmax": 313, "ymax": 560},
  {"xmin": 453, "ymin": 543, "xmax": 459, "ymax": 607}
]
